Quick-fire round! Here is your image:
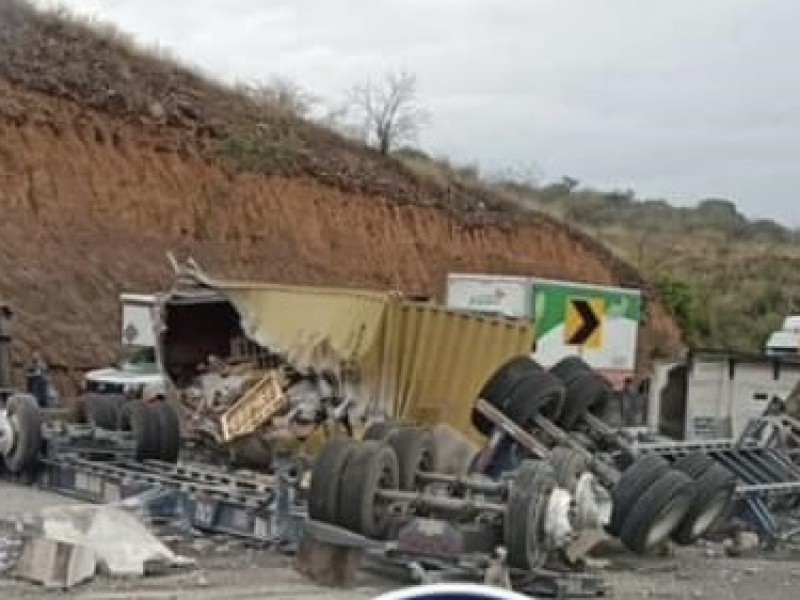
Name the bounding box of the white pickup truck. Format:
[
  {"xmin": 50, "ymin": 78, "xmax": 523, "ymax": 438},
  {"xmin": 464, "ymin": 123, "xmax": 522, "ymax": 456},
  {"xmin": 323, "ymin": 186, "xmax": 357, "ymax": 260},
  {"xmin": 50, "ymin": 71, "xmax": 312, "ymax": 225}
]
[{"xmin": 83, "ymin": 294, "xmax": 167, "ymax": 401}]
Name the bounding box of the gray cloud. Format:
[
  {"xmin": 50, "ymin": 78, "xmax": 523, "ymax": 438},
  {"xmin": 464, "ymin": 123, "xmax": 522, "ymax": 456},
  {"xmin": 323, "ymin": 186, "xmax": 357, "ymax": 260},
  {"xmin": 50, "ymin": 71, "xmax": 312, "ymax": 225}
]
[{"xmin": 41, "ymin": 0, "xmax": 800, "ymax": 224}]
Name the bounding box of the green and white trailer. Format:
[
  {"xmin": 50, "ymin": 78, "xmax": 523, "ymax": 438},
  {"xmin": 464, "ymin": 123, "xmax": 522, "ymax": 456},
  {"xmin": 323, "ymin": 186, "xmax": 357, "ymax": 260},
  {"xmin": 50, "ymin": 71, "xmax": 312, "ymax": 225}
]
[{"xmin": 445, "ymin": 273, "xmax": 643, "ymax": 387}]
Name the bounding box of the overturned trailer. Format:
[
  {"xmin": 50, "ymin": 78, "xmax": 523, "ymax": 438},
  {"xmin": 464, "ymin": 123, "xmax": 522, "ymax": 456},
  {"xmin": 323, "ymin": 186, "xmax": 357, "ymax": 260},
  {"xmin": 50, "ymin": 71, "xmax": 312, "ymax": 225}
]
[{"xmin": 153, "ymin": 263, "xmax": 536, "ymax": 455}]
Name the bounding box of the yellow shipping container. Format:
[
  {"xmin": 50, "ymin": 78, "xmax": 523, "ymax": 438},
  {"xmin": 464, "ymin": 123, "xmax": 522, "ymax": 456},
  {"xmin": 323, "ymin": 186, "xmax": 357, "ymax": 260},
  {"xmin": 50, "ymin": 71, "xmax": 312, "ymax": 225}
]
[{"xmin": 185, "ymin": 267, "xmax": 535, "ymax": 443}]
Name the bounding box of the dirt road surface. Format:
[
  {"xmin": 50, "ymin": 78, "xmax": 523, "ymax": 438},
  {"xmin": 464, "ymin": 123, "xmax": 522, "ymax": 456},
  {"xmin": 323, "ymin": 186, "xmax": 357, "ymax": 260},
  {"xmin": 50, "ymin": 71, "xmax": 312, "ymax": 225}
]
[{"xmin": 1, "ymin": 481, "xmax": 799, "ymax": 599}]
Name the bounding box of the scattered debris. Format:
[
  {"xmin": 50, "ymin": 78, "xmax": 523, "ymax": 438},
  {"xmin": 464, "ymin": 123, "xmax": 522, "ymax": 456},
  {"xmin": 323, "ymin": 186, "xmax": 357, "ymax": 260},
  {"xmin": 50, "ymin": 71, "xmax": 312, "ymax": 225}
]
[
  {"xmin": 295, "ymin": 521, "xmax": 366, "ymax": 588},
  {"xmin": 38, "ymin": 504, "xmax": 193, "ymax": 577},
  {"xmin": 725, "ymin": 531, "xmax": 761, "ymax": 557},
  {"xmin": 16, "ymin": 536, "xmax": 95, "ymax": 590},
  {"xmin": 482, "ymin": 547, "xmax": 511, "ymax": 589},
  {"xmin": 0, "ymin": 534, "xmax": 23, "ymax": 575}
]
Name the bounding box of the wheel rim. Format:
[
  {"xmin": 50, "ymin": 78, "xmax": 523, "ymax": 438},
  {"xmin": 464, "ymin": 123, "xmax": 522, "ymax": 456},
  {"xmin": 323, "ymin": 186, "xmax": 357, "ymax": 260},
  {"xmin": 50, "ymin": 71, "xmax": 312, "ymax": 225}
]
[{"xmin": 0, "ymin": 413, "xmax": 19, "ymax": 457}]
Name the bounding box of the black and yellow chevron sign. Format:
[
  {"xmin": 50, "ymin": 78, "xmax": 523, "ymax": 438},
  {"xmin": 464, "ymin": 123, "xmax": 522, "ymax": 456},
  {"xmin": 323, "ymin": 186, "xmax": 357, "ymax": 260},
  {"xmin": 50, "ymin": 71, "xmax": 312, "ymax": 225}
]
[{"xmin": 565, "ymin": 297, "xmax": 605, "ymax": 348}]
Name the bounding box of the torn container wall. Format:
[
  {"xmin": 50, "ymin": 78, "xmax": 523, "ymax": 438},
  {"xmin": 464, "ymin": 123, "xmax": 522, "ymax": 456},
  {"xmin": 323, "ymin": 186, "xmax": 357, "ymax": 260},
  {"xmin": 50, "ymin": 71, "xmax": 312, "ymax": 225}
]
[{"xmin": 165, "ymin": 266, "xmax": 535, "ymax": 441}]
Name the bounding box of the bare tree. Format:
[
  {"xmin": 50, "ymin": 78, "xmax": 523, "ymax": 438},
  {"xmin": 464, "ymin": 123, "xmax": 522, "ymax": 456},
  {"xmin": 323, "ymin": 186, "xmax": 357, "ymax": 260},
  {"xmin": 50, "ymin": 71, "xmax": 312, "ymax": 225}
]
[{"xmin": 347, "ymin": 69, "xmax": 428, "ymax": 154}]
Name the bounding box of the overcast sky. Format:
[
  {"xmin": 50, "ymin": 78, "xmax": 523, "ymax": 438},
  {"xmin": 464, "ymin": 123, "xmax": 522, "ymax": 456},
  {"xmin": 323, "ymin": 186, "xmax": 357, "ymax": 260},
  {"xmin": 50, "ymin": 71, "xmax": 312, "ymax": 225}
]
[{"xmin": 42, "ymin": 1, "xmax": 800, "ymax": 225}]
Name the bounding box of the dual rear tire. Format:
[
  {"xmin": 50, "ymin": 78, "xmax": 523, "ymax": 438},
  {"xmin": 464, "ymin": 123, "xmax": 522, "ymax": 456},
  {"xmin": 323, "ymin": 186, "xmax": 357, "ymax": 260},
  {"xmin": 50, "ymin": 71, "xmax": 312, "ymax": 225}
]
[
  {"xmin": 309, "ymin": 438, "xmax": 398, "ymax": 540},
  {"xmin": 609, "ymin": 452, "xmax": 735, "ymax": 553},
  {"xmin": 311, "ymin": 426, "xmax": 438, "ymax": 539},
  {"xmin": 118, "ymin": 400, "xmax": 181, "ymax": 463},
  {"xmin": 471, "ymin": 356, "xmax": 566, "ymax": 435}
]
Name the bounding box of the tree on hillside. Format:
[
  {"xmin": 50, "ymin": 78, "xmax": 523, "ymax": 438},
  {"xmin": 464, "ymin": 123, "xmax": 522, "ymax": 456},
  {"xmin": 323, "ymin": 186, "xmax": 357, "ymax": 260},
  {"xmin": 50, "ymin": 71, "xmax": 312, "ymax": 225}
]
[{"xmin": 346, "ymin": 69, "xmax": 429, "ymax": 154}]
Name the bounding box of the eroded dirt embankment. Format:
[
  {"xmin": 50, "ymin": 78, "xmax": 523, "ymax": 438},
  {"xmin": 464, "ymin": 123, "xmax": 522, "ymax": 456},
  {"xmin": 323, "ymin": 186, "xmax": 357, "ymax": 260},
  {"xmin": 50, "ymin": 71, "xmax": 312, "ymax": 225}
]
[{"xmin": 0, "ymin": 84, "xmax": 682, "ymax": 381}]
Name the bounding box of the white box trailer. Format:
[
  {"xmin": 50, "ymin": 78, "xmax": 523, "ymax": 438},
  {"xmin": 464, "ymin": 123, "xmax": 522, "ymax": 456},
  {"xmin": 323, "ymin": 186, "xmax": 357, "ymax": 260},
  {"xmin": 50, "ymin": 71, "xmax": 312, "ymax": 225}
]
[
  {"xmin": 648, "ymin": 351, "xmax": 800, "ymax": 441},
  {"xmin": 445, "ymin": 273, "xmax": 643, "ymax": 387},
  {"xmin": 444, "ymin": 274, "xmax": 531, "ymax": 319}
]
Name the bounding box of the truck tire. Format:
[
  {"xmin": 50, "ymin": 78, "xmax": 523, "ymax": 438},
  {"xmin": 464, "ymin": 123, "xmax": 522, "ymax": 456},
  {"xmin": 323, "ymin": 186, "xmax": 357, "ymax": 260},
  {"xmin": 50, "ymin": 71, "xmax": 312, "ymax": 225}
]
[
  {"xmin": 619, "ymin": 470, "xmax": 694, "ymax": 553},
  {"xmin": 550, "ymin": 356, "xmax": 593, "ymax": 381},
  {"xmin": 550, "ymin": 446, "xmax": 589, "ymax": 492},
  {"xmin": 671, "ymin": 459, "xmax": 736, "ymax": 545},
  {"xmin": 505, "ymin": 461, "xmax": 555, "ymax": 570},
  {"xmin": 339, "ymin": 441, "xmax": 399, "ymax": 539},
  {"xmin": 503, "ymin": 370, "xmax": 565, "ymax": 427},
  {"xmin": 510, "ymin": 459, "xmax": 555, "ymax": 495},
  {"xmin": 83, "ymin": 394, "xmax": 119, "ymax": 430},
  {"xmin": 609, "ymin": 454, "xmax": 670, "ymax": 536},
  {"xmin": 550, "ymin": 359, "xmax": 613, "ymax": 430},
  {"xmin": 388, "ymin": 426, "xmax": 437, "ymax": 491},
  {"xmin": 2, "ymin": 394, "xmax": 42, "ymax": 474},
  {"xmin": 153, "ymin": 401, "xmax": 180, "ymax": 463},
  {"xmin": 471, "ymin": 356, "xmax": 541, "ymax": 435},
  {"xmin": 309, "ymin": 438, "xmax": 358, "ymax": 524},
  {"xmin": 119, "ymin": 401, "xmax": 160, "ymax": 461},
  {"xmin": 671, "ymin": 452, "xmax": 713, "ymax": 479}
]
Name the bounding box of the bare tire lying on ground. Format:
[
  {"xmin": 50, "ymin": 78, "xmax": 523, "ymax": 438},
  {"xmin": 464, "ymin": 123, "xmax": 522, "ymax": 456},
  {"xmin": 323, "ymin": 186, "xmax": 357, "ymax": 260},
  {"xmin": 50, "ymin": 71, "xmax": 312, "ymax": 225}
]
[
  {"xmin": 339, "ymin": 441, "xmax": 399, "ymax": 539},
  {"xmin": 550, "ymin": 446, "xmax": 589, "ymax": 492},
  {"xmin": 388, "ymin": 426, "xmax": 437, "ymax": 491},
  {"xmin": 472, "ymin": 356, "xmax": 541, "ymax": 435},
  {"xmin": 153, "ymin": 401, "xmax": 180, "ymax": 463},
  {"xmin": 609, "ymin": 454, "xmax": 670, "ymax": 536},
  {"xmin": 619, "ymin": 469, "xmax": 695, "ymax": 553},
  {"xmin": 670, "ymin": 454, "xmax": 736, "ymax": 545},
  {"xmin": 550, "ymin": 357, "xmax": 612, "ymax": 430},
  {"xmin": 362, "ymin": 421, "xmax": 399, "ymax": 442},
  {"xmin": 118, "ymin": 401, "xmax": 160, "ymax": 461},
  {"xmin": 502, "ymin": 370, "xmax": 566, "ymax": 427},
  {"xmin": 82, "ymin": 393, "xmax": 120, "ymax": 430},
  {"xmin": 2, "ymin": 393, "xmax": 42, "ymax": 474},
  {"xmin": 309, "ymin": 437, "xmax": 358, "ymax": 524},
  {"xmin": 505, "ymin": 461, "xmax": 555, "ymax": 570}
]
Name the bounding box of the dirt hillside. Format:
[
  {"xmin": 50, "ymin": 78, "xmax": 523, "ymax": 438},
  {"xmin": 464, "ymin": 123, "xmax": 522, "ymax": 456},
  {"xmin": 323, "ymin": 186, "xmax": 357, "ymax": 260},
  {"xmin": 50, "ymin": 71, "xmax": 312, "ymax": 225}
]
[{"xmin": 0, "ymin": 1, "xmax": 682, "ymax": 385}]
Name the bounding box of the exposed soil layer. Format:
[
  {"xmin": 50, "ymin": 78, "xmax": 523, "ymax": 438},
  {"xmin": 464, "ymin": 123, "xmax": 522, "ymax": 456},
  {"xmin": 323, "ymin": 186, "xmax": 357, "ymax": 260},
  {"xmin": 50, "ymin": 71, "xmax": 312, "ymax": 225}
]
[{"xmin": 0, "ymin": 1, "xmax": 682, "ymax": 385}]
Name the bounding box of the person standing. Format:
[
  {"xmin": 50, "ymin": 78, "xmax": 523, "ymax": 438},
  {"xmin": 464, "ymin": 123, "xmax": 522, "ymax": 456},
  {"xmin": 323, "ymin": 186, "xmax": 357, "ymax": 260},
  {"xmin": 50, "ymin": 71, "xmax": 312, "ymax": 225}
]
[{"xmin": 27, "ymin": 351, "xmax": 50, "ymax": 408}]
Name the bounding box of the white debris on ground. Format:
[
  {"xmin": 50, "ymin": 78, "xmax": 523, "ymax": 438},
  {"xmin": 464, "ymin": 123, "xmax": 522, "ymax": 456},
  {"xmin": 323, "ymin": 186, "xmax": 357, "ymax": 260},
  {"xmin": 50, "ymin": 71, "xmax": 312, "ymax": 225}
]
[
  {"xmin": 16, "ymin": 536, "xmax": 96, "ymax": 589},
  {"xmin": 38, "ymin": 504, "xmax": 194, "ymax": 576}
]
